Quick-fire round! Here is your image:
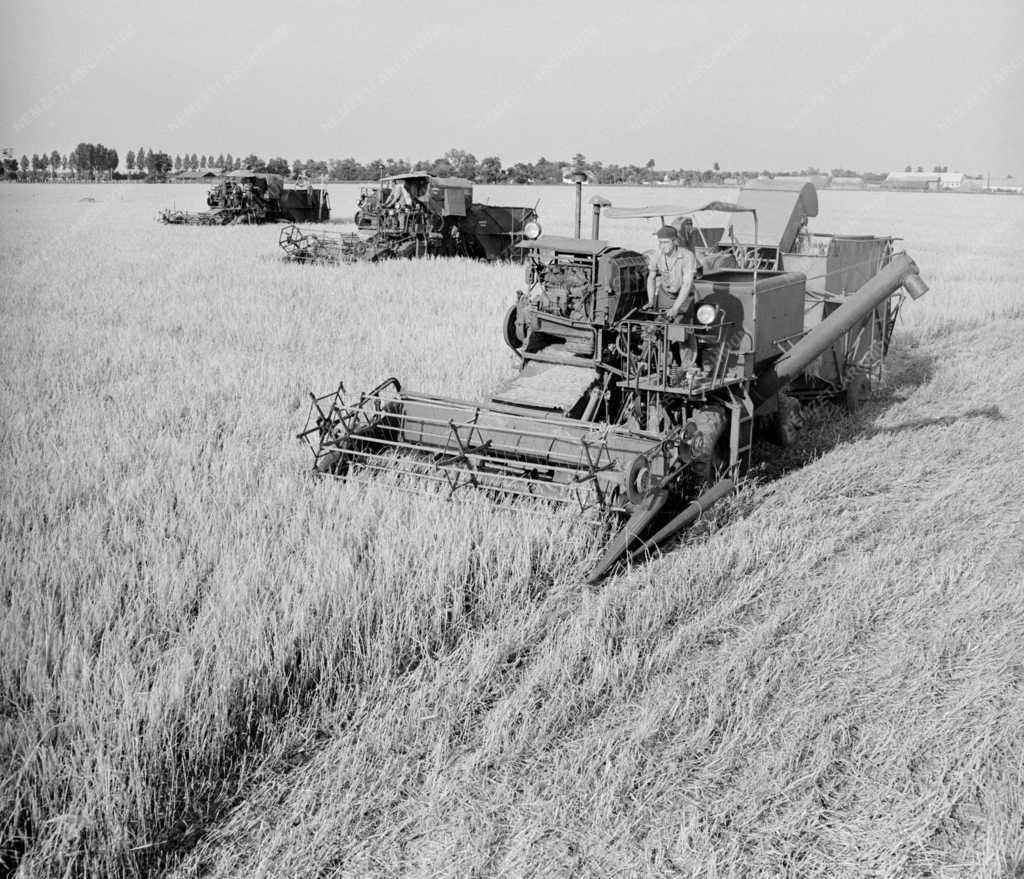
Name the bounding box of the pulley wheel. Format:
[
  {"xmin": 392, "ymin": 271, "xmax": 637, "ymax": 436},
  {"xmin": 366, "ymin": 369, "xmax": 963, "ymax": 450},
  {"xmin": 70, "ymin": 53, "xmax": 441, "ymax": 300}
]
[{"xmin": 626, "ymin": 454, "xmax": 653, "ymax": 505}]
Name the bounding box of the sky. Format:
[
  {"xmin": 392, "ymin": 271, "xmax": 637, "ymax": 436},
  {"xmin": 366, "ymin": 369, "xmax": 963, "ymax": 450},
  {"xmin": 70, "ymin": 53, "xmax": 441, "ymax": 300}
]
[{"xmin": 2, "ymin": 0, "xmax": 1022, "ymax": 178}]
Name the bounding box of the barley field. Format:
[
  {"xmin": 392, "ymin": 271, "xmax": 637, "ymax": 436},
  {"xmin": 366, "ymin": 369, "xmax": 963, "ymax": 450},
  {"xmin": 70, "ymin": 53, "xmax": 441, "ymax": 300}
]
[{"xmin": 2, "ymin": 182, "xmax": 1023, "ymax": 877}]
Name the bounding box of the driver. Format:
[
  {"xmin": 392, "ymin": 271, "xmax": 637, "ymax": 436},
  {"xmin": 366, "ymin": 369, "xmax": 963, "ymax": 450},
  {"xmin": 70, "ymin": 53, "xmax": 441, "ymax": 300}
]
[
  {"xmin": 647, "ymin": 225, "xmax": 696, "ymax": 322},
  {"xmin": 384, "ymin": 182, "xmax": 412, "ymax": 209}
]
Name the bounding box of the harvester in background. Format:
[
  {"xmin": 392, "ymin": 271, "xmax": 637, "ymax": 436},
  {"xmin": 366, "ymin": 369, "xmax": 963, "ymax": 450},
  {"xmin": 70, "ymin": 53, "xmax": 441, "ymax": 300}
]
[
  {"xmin": 278, "ymin": 173, "xmax": 538, "ymax": 263},
  {"xmin": 158, "ymin": 171, "xmax": 330, "ymax": 225},
  {"xmin": 298, "ymin": 179, "xmax": 927, "ymax": 581}
]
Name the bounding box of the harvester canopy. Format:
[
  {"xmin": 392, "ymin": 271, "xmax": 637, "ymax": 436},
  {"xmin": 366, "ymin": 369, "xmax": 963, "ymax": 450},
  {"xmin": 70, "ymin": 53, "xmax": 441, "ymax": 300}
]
[
  {"xmin": 733, "ymin": 181, "xmax": 818, "ymax": 251},
  {"xmin": 381, "ymin": 173, "xmax": 474, "ymax": 217}
]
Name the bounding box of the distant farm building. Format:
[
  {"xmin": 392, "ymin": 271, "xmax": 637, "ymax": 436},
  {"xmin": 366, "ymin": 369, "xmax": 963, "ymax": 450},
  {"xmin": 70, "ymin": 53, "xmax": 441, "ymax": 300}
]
[
  {"xmin": 885, "ymin": 171, "xmax": 966, "ymax": 191},
  {"xmin": 986, "ymin": 177, "xmax": 1023, "ymax": 194},
  {"xmin": 773, "ymin": 174, "xmax": 831, "ymax": 189},
  {"xmin": 885, "ymin": 171, "xmax": 939, "ymax": 190},
  {"xmin": 176, "ymin": 167, "xmax": 224, "ymax": 180}
]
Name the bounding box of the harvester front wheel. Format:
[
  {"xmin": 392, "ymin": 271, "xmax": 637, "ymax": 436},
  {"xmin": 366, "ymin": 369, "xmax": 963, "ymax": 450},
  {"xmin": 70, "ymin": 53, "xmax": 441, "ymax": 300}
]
[
  {"xmin": 844, "ymin": 375, "xmax": 871, "ymax": 414},
  {"xmin": 502, "ymin": 305, "xmax": 524, "ymax": 351},
  {"xmin": 315, "ymin": 449, "xmax": 347, "ymax": 475},
  {"xmin": 773, "ymin": 394, "xmax": 803, "ymax": 447}
]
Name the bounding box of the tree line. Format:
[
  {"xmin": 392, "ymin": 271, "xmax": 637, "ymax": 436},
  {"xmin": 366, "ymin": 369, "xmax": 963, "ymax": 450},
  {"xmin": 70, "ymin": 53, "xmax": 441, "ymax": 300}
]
[{"xmin": 3, "ymin": 143, "xmax": 894, "ymax": 185}]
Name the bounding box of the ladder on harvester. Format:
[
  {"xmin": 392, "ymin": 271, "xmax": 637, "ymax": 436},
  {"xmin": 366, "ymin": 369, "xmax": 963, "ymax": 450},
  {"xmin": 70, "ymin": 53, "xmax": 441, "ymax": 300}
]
[{"xmin": 727, "ymin": 388, "xmax": 755, "ymax": 479}]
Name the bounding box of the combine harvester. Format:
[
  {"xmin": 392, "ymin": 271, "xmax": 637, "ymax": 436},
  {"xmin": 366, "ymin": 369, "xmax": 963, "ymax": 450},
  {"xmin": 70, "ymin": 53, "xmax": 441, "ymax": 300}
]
[
  {"xmin": 279, "ymin": 173, "xmax": 538, "ymax": 263},
  {"xmin": 298, "ymin": 181, "xmax": 928, "ymax": 581},
  {"xmin": 159, "ymin": 170, "xmax": 330, "ymax": 225}
]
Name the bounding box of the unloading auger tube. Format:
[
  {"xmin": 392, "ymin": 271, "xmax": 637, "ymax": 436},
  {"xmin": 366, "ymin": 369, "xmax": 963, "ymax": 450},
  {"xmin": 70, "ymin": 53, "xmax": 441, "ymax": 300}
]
[{"xmin": 299, "ymin": 251, "xmax": 927, "ymax": 584}]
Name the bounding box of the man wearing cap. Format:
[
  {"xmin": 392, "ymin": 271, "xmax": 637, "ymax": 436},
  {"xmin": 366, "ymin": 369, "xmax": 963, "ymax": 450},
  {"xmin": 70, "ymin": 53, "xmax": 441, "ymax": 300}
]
[{"xmin": 647, "ymin": 225, "xmax": 696, "ymax": 321}]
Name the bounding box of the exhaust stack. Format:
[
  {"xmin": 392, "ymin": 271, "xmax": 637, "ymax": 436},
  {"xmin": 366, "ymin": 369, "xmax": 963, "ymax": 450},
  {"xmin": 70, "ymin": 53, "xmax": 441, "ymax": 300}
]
[
  {"xmin": 571, "ymin": 170, "xmax": 588, "ymax": 238},
  {"xmin": 590, "ymin": 196, "xmax": 610, "ymax": 240}
]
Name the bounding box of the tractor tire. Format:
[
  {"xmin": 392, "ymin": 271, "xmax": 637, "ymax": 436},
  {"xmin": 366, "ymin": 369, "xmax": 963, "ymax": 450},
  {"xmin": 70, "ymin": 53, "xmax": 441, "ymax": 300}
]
[
  {"xmin": 772, "ymin": 394, "xmax": 803, "ymax": 447},
  {"xmin": 315, "ymin": 450, "xmax": 346, "ymax": 475},
  {"xmin": 502, "ymin": 304, "xmax": 524, "ymax": 351},
  {"xmin": 844, "ymin": 375, "xmax": 871, "ymax": 414},
  {"xmin": 394, "ymin": 241, "xmax": 418, "ymax": 260}
]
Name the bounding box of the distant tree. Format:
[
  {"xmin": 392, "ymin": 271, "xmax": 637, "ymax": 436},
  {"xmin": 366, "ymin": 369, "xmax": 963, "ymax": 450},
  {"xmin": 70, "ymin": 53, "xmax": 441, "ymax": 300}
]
[
  {"xmin": 430, "ymin": 156, "xmax": 454, "ymax": 177},
  {"xmin": 442, "ymin": 148, "xmax": 477, "ymax": 180},
  {"xmin": 126, "ymin": 150, "xmax": 135, "ymax": 176},
  {"xmin": 306, "ymin": 159, "xmax": 328, "ymax": 179},
  {"xmin": 506, "ymin": 162, "xmax": 534, "ymax": 184},
  {"xmin": 532, "ymin": 156, "xmax": 562, "ymax": 184},
  {"xmin": 225, "ymin": 153, "xmax": 234, "ymax": 170},
  {"xmin": 330, "ymin": 157, "xmax": 362, "ymax": 180},
  {"xmin": 712, "ymin": 161, "xmax": 720, "ymax": 172},
  {"xmin": 233, "ymin": 156, "xmax": 242, "ymax": 170},
  {"xmin": 174, "ymin": 154, "xmax": 182, "ymax": 171},
  {"xmin": 49, "ymin": 150, "xmax": 61, "ymax": 178},
  {"xmin": 916, "ymin": 165, "xmax": 923, "ymax": 173},
  {"xmin": 242, "ymin": 153, "xmax": 264, "ymax": 171},
  {"xmin": 146, "ymin": 150, "xmax": 173, "ymax": 179},
  {"xmin": 265, "ymin": 156, "xmax": 290, "ymax": 176},
  {"xmin": 72, "ymin": 143, "xmax": 93, "ymax": 178},
  {"xmin": 382, "ymin": 158, "xmax": 410, "ymax": 176},
  {"xmin": 478, "ymin": 155, "xmax": 503, "ymax": 183},
  {"xmin": 571, "ymin": 152, "xmax": 587, "ymax": 172},
  {"xmin": 200, "ymin": 155, "xmax": 207, "ymax": 168},
  {"xmin": 145, "ymin": 149, "xmax": 154, "ymax": 175},
  {"xmin": 188, "ymin": 153, "xmax": 197, "ymax": 170},
  {"xmin": 61, "ymin": 154, "xmax": 68, "ymax": 171},
  {"xmin": 904, "ymin": 164, "xmax": 912, "ymax": 172},
  {"xmin": 216, "ymin": 153, "xmax": 225, "ymax": 169}
]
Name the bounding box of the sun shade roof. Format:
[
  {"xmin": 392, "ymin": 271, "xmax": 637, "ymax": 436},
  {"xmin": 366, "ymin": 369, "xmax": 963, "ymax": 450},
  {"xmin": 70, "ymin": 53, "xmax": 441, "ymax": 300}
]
[
  {"xmin": 603, "ymin": 201, "xmax": 756, "ymax": 219},
  {"xmin": 516, "ymin": 235, "xmax": 610, "ymax": 254},
  {"xmin": 382, "ymin": 173, "xmax": 474, "ymax": 188}
]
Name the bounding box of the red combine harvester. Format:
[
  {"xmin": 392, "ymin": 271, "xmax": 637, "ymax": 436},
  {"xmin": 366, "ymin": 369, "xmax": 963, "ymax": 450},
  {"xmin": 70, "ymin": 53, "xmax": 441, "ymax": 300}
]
[{"xmin": 299, "ymin": 180, "xmax": 928, "ymax": 581}]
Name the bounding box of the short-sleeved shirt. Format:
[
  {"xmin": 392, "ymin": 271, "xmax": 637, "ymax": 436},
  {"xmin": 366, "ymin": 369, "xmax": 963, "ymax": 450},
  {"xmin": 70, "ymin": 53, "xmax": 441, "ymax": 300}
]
[{"xmin": 651, "ymin": 247, "xmax": 696, "ymax": 310}]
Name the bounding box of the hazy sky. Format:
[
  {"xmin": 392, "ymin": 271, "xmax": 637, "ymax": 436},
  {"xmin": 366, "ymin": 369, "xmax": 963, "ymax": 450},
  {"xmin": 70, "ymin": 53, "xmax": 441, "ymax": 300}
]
[{"xmin": 3, "ymin": 0, "xmax": 1022, "ymax": 177}]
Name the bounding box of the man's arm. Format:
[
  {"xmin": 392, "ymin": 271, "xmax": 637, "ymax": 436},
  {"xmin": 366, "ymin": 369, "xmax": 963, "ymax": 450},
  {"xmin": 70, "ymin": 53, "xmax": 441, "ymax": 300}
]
[
  {"xmin": 665, "ymin": 250, "xmax": 696, "ymax": 320},
  {"xmin": 646, "ymin": 257, "xmax": 659, "ymax": 307}
]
